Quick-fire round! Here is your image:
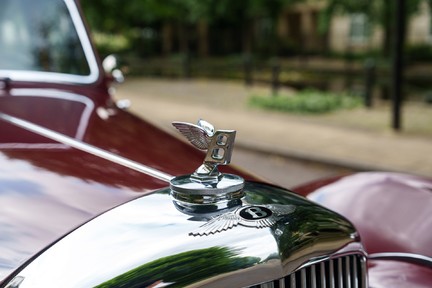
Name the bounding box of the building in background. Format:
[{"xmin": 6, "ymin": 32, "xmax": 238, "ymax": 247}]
[{"xmin": 277, "ymin": 0, "xmax": 432, "ymax": 55}]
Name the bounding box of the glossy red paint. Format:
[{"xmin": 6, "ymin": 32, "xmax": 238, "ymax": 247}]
[
  {"xmin": 298, "ymin": 172, "xmax": 432, "ymax": 257},
  {"xmin": 0, "ymin": 87, "xmax": 253, "ymax": 177},
  {"xmin": 368, "ymin": 259, "xmax": 432, "ymax": 288},
  {"xmin": 0, "ymin": 87, "xmax": 255, "ymax": 280},
  {"xmin": 0, "ymin": 136, "xmax": 162, "ymax": 279},
  {"xmin": 291, "ymin": 174, "xmax": 346, "ymax": 197}
]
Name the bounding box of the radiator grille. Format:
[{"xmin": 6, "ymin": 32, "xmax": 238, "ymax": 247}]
[{"xmin": 250, "ymin": 254, "xmax": 366, "ymax": 288}]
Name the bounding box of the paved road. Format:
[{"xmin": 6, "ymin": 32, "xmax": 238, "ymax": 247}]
[
  {"xmin": 115, "ymin": 77, "xmax": 431, "ymax": 185},
  {"xmin": 233, "ymin": 148, "xmax": 354, "ymax": 188}
]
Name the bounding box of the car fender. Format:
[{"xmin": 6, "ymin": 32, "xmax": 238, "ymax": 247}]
[{"xmin": 294, "ymin": 172, "xmax": 432, "ymax": 257}]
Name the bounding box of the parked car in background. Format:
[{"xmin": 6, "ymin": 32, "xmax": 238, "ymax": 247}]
[{"xmin": 0, "ymin": 0, "xmax": 431, "ymax": 287}]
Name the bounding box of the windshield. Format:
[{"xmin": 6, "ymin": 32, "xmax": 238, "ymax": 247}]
[{"xmin": 0, "ymin": 0, "xmax": 92, "ymax": 77}]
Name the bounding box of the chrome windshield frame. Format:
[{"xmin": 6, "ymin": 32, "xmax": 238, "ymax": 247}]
[{"xmin": 0, "ymin": 0, "xmax": 100, "ymax": 84}]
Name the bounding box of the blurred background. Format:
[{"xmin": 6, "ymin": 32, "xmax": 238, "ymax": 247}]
[{"xmin": 81, "ymin": 0, "xmax": 432, "ymax": 186}]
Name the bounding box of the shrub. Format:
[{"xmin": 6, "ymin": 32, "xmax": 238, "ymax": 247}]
[
  {"xmin": 405, "ymin": 44, "xmax": 432, "ymax": 62},
  {"xmin": 249, "ymin": 89, "xmax": 361, "ymax": 114}
]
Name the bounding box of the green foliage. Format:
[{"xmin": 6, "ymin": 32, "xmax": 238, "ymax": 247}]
[
  {"xmin": 95, "ymin": 246, "xmax": 260, "ymax": 288},
  {"xmin": 81, "ymin": 0, "xmax": 128, "ymax": 32},
  {"xmin": 92, "ymin": 32, "xmax": 131, "ymax": 57},
  {"xmin": 81, "ymin": 0, "xmax": 300, "ymax": 34},
  {"xmin": 249, "ymin": 90, "xmax": 361, "ymax": 114},
  {"xmin": 219, "ymin": 0, "xmax": 301, "ymax": 22},
  {"xmin": 81, "ymin": 0, "xmax": 304, "ymax": 58}
]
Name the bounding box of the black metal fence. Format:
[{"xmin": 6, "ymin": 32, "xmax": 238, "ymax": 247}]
[{"xmin": 124, "ymin": 55, "xmax": 432, "ymax": 107}]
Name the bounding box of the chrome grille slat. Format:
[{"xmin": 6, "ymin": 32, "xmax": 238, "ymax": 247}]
[
  {"xmin": 253, "ymin": 254, "xmax": 366, "ymax": 288},
  {"xmin": 290, "ymin": 273, "xmax": 296, "ymax": 288},
  {"xmin": 345, "ymin": 256, "xmax": 351, "ymax": 288},
  {"xmin": 352, "ymin": 255, "xmax": 358, "ymax": 288},
  {"xmin": 311, "ymin": 265, "xmax": 317, "ymax": 288},
  {"xmin": 337, "ymin": 257, "xmax": 343, "ymax": 288},
  {"xmin": 279, "ymin": 278, "xmax": 286, "ymax": 288},
  {"xmin": 329, "ymin": 259, "xmax": 335, "ymax": 288},
  {"xmin": 320, "ymin": 262, "xmax": 326, "ymax": 288},
  {"xmin": 301, "ymin": 269, "xmax": 307, "ymax": 288}
]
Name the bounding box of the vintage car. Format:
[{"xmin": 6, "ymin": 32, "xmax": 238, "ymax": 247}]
[{"xmin": 0, "ymin": 0, "xmax": 431, "ymax": 287}]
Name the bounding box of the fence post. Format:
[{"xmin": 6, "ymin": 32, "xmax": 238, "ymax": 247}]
[
  {"xmin": 244, "ymin": 54, "xmax": 253, "ymax": 86},
  {"xmin": 271, "ymin": 58, "xmax": 281, "ymax": 96},
  {"xmin": 391, "ymin": 0, "xmax": 406, "ymax": 131},
  {"xmin": 182, "ymin": 53, "xmax": 191, "ymax": 78},
  {"xmin": 364, "ymin": 58, "xmax": 376, "ymax": 108}
]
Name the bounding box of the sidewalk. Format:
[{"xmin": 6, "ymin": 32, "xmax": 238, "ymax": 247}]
[{"xmin": 115, "ymin": 77, "xmax": 432, "ymax": 178}]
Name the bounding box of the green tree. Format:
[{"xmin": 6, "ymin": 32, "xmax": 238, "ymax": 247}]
[
  {"xmin": 81, "ymin": 0, "xmax": 301, "ymax": 57},
  {"xmin": 82, "ymin": 0, "xmax": 212, "ymax": 56},
  {"xmin": 81, "ymin": 0, "xmax": 129, "ymax": 33},
  {"xmin": 210, "ymin": 0, "xmax": 300, "ymax": 55}
]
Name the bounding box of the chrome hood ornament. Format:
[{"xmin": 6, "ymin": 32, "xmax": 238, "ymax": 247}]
[
  {"xmin": 170, "ymin": 120, "xmax": 244, "ymax": 212},
  {"xmin": 172, "ymin": 119, "xmax": 236, "ymax": 182}
]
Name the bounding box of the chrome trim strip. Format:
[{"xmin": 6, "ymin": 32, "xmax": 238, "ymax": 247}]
[
  {"xmin": 65, "ymin": 0, "xmax": 100, "ymax": 82},
  {"xmin": 0, "ymin": 0, "xmax": 100, "ymax": 84},
  {"xmin": 0, "ymin": 71, "xmax": 98, "ymax": 85},
  {"xmin": 368, "ymin": 252, "xmax": 432, "ymax": 268},
  {"xmin": 0, "ymin": 112, "xmax": 173, "ymax": 182}
]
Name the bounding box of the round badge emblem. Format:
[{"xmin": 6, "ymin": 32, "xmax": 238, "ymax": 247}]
[
  {"xmin": 189, "ymin": 204, "xmax": 295, "ymax": 236},
  {"xmin": 239, "ymin": 206, "xmax": 273, "ymax": 220}
]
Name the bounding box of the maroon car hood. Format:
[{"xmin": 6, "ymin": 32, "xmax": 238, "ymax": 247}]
[
  {"xmin": 0, "ymin": 88, "xmax": 253, "ymax": 280},
  {"xmin": 303, "ymin": 172, "xmax": 432, "ymax": 257}
]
